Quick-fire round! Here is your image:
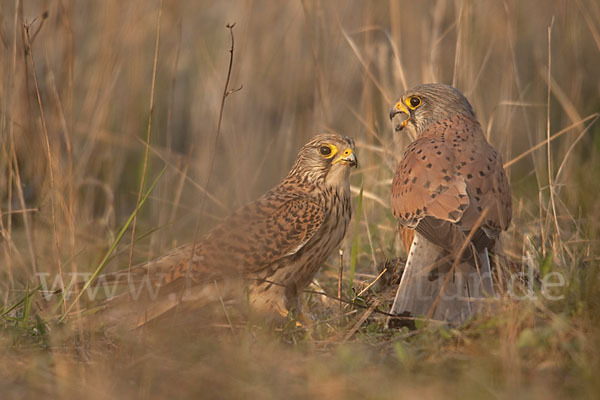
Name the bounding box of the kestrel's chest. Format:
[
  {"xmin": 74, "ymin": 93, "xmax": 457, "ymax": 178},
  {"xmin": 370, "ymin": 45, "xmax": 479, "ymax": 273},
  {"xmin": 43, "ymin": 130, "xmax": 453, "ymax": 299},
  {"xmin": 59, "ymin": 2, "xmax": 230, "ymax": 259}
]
[
  {"xmin": 251, "ymin": 190, "xmax": 352, "ymax": 295},
  {"xmin": 297, "ymin": 192, "xmax": 351, "ymax": 267},
  {"xmin": 323, "ymin": 192, "xmax": 351, "ymax": 240}
]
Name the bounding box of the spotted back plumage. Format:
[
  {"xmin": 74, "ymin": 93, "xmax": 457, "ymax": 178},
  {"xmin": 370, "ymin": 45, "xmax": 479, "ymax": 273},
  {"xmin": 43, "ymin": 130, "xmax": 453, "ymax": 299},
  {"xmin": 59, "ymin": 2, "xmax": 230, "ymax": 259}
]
[{"xmin": 390, "ymin": 84, "xmax": 511, "ymax": 255}]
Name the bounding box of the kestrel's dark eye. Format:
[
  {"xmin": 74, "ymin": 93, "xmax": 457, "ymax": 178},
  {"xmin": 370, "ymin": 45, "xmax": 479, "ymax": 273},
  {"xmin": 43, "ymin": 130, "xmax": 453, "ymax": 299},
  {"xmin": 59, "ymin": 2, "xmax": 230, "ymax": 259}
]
[
  {"xmin": 409, "ymin": 96, "xmax": 421, "ymax": 108},
  {"xmin": 320, "ymin": 146, "xmax": 332, "ymax": 156}
]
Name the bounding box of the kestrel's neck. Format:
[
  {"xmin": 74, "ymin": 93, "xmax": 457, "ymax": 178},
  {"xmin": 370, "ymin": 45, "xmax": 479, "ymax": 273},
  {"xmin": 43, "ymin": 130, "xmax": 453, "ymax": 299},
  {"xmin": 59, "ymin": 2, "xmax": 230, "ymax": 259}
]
[
  {"xmin": 281, "ymin": 168, "xmax": 351, "ymax": 198},
  {"xmin": 324, "ymin": 166, "xmax": 351, "ymax": 195},
  {"xmin": 416, "ymin": 113, "xmax": 480, "ymax": 139}
]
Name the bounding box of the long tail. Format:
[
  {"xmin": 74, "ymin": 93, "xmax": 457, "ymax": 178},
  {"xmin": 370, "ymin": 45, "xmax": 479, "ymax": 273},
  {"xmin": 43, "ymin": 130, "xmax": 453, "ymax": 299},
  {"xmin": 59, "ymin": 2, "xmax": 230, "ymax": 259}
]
[
  {"xmin": 79, "ymin": 278, "xmax": 240, "ymax": 331},
  {"xmin": 65, "ymin": 244, "xmax": 236, "ymax": 330},
  {"xmin": 388, "ymin": 232, "xmax": 494, "ymax": 326}
]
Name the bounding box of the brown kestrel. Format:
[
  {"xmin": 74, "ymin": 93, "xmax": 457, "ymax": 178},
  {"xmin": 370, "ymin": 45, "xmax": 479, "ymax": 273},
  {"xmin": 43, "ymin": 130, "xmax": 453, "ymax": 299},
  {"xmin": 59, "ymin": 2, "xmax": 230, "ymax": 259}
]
[
  {"xmin": 89, "ymin": 133, "xmax": 357, "ymax": 327},
  {"xmin": 388, "ymin": 83, "xmax": 511, "ymax": 324}
]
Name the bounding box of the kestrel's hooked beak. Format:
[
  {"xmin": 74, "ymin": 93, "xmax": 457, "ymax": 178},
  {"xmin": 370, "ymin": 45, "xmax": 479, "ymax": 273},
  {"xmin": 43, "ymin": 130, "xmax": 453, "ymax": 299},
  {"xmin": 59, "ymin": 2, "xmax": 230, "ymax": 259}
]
[
  {"xmin": 332, "ymin": 148, "xmax": 358, "ymax": 168},
  {"xmin": 389, "ymin": 101, "xmax": 410, "ymax": 132}
]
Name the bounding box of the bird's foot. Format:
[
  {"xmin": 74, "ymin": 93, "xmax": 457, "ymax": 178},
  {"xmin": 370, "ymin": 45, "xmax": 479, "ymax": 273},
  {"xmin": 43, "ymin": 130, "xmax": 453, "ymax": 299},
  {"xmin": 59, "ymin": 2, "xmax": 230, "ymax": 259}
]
[{"xmin": 295, "ymin": 311, "xmax": 313, "ymax": 327}]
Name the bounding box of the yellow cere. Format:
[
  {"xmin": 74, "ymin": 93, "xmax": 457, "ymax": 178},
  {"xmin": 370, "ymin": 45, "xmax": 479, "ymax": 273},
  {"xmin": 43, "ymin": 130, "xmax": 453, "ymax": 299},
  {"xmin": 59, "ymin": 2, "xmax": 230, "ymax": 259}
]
[
  {"xmin": 332, "ymin": 148, "xmax": 353, "ymax": 165},
  {"xmin": 394, "ymin": 101, "xmax": 409, "ymax": 114}
]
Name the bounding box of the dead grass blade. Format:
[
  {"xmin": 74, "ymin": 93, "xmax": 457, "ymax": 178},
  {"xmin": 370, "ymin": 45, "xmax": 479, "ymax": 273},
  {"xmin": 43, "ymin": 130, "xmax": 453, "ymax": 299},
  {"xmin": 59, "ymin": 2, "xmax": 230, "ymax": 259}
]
[{"xmin": 503, "ymin": 113, "xmax": 599, "ymax": 169}]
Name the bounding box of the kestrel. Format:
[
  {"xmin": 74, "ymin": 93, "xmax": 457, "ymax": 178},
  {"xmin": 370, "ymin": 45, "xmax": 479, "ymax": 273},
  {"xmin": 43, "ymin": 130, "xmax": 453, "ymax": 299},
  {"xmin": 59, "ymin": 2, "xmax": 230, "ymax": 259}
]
[
  {"xmin": 388, "ymin": 83, "xmax": 511, "ymax": 324},
  {"xmin": 89, "ymin": 133, "xmax": 357, "ymax": 327}
]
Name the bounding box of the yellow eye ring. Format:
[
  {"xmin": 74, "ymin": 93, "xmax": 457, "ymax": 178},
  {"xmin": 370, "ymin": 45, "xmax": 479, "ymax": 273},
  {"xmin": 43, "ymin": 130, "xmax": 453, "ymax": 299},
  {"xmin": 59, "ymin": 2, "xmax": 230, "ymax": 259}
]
[
  {"xmin": 405, "ymin": 96, "xmax": 422, "ymax": 110},
  {"xmin": 319, "ymin": 144, "xmax": 337, "ymax": 158}
]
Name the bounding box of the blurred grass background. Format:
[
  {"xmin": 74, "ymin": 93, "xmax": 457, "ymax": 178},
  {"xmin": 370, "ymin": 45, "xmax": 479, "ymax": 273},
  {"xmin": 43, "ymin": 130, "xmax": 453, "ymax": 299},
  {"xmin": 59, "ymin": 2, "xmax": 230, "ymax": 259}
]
[{"xmin": 1, "ymin": 0, "xmax": 600, "ymax": 398}]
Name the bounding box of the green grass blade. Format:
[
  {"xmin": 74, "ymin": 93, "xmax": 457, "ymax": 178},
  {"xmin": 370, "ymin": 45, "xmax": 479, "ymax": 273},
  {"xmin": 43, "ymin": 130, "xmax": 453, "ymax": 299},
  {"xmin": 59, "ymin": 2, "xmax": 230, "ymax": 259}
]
[
  {"xmin": 1, "ymin": 285, "xmax": 42, "ymax": 318},
  {"xmin": 59, "ymin": 166, "xmax": 167, "ymax": 322},
  {"xmin": 49, "ymin": 224, "xmax": 168, "ymax": 316},
  {"xmin": 21, "ymin": 284, "xmax": 32, "ymax": 329}
]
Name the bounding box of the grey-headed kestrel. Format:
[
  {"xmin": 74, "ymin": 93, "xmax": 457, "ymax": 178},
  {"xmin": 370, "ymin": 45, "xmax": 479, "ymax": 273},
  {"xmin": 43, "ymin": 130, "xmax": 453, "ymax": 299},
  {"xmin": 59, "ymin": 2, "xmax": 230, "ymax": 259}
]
[
  {"xmin": 388, "ymin": 83, "xmax": 511, "ymax": 324},
  {"xmin": 86, "ymin": 133, "xmax": 357, "ymax": 327}
]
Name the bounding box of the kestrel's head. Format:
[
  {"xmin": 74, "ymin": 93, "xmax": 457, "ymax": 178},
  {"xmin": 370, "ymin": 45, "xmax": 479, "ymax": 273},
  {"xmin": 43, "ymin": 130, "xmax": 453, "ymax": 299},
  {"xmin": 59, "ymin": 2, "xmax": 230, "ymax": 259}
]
[
  {"xmin": 288, "ymin": 133, "xmax": 357, "ymax": 187},
  {"xmin": 389, "ymin": 83, "xmax": 476, "ymax": 137}
]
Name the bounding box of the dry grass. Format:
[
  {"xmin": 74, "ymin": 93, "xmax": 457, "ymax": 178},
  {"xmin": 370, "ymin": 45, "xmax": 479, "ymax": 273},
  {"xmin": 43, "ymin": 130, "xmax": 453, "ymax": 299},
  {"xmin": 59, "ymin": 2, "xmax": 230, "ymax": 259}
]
[{"xmin": 1, "ymin": 0, "xmax": 600, "ymax": 398}]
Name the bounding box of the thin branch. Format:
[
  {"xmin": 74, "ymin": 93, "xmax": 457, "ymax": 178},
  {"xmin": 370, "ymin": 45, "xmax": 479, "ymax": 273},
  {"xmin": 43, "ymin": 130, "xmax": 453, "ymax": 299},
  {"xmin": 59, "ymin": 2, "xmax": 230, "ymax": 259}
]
[
  {"xmin": 27, "ymin": 11, "xmax": 48, "ymax": 49},
  {"xmin": 190, "ymin": 23, "xmax": 242, "ymax": 256},
  {"xmin": 211, "ymin": 23, "xmax": 239, "ymax": 187}
]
